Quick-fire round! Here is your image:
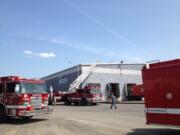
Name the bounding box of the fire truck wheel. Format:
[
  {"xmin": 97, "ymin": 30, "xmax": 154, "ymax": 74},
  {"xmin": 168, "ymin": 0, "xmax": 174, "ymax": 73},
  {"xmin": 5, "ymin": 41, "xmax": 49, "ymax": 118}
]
[
  {"xmin": 0, "ymin": 105, "xmax": 7, "ymax": 122},
  {"xmin": 64, "ymin": 98, "xmax": 71, "ymax": 105},
  {"xmin": 80, "ymin": 99, "xmax": 87, "ymax": 106},
  {"xmin": 74, "ymin": 102, "xmax": 79, "ymax": 105}
]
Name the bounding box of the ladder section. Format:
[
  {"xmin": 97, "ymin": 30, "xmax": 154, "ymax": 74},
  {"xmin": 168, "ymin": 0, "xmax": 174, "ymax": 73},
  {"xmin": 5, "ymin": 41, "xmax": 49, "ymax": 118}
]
[{"xmin": 69, "ymin": 63, "xmax": 97, "ymax": 92}]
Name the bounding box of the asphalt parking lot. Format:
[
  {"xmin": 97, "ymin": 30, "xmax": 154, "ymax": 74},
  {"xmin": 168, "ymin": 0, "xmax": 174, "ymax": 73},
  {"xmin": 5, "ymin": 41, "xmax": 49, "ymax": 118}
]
[{"xmin": 0, "ymin": 103, "xmax": 180, "ymax": 135}]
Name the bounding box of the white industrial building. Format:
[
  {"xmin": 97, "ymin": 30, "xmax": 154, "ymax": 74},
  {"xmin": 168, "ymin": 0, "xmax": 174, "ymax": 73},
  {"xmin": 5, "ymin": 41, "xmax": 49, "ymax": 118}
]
[{"xmin": 42, "ymin": 63, "xmax": 144, "ymax": 102}]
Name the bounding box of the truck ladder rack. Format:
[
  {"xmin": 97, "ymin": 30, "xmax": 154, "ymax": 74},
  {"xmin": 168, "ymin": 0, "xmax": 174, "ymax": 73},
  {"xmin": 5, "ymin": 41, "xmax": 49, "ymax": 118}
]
[{"xmin": 69, "ymin": 63, "xmax": 97, "ymax": 92}]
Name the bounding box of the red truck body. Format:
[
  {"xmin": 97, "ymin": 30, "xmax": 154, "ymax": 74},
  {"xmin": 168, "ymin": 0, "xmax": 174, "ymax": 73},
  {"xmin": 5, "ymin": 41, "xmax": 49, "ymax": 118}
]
[
  {"xmin": 131, "ymin": 84, "xmax": 144, "ymax": 97},
  {"xmin": 142, "ymin": 59, "xmax": 180, "ymax": 126},
  {"xmin": 50, "ymin": 86, "xmax": 102, "ymax": 105},
  {"xmin": 63, "ymin": 87, "xmax": 102, "ymax": 105},
  {"xmin": 0, "ymin": 76, "xmax": 52, "ymax": 119}
]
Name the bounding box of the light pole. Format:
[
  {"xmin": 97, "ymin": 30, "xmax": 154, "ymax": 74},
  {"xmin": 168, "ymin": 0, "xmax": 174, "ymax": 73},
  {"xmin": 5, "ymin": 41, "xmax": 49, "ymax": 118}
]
[{"xmin": 119, "ymin": 60, "xmax": 123, "ymax": 75}]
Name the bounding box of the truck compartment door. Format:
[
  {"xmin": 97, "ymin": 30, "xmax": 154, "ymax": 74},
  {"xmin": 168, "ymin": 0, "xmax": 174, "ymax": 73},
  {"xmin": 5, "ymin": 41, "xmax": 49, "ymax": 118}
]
[
  {"xmin": 143, "ymin": 68, "xmax": 167, "ymax": 125},
  {"xmin": 163, "ymin": 64, "xmax": 180, "ymax": 126}
]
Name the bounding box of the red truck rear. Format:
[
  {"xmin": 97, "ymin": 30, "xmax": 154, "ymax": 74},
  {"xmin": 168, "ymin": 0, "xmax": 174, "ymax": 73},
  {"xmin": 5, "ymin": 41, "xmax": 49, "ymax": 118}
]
[
  {"xmin": 131, "ymin": 84, "xmax": 144, "ymax": 100},
  {"xmin": 142, "ymin": 59, "xmax": 180, "ymax": 126}
]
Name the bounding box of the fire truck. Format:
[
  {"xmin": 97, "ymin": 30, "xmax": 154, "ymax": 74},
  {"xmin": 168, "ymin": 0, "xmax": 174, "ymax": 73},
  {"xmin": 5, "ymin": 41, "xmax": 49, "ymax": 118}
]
[
  {"xmin": 62, "ymin": 86, "xmax": 102, "ymax": 106},
  {"xmin": 0, "ymin": 76, "xmax": 52, "ymax": 120},
  {"xmin": 124, "ymin": 84, "xmax": 144, "ymax": 101},
  {"xmin": 130, "ymin": 84, "xmax": 144, "ymax": 100},
  {"xmin": 49, "ymin": 63, "xmax": 102, "ymax": 105},
  {"xmin": 142, "ymin": 59, "xmax": 180, "ymax": 126},
  {"xmin": 49, "ymin": 86, "xmax": 102, "ymax": 105}
]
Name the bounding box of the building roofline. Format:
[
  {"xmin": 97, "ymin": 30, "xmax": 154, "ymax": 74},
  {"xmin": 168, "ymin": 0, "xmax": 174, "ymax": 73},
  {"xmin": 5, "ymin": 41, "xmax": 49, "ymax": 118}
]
[
  {"xmin": 81, "ymin": 63, "xmax": 145, "ymax": 66},
  {"xmin": 41, "ymin": 64, "xmax": 81, "ymax": 80},
  {"xmin": 41, "ymin": 63, "xmax": 145, "ymax": 80}
]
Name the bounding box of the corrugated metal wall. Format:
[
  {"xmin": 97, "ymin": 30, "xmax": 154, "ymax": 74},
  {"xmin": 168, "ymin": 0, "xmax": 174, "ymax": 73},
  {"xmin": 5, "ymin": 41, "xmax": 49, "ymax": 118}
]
[
  {"xmin": 42, "ymin": 64, "xmax": 144, "ymax": 101},
  {"xmin": 42, "ymin": 66, "xmax": 81, "ymax": 91},
  {"xmin": 45, "ymin": 71, "xmax": 79, "ymax": 91},
  {"xmin": 81, "ymin": 64, "xmax": 144, "ymax": 101},
  {"xmin": 82, "ymin": 73, "xmax": 142, "ymax": 101}
]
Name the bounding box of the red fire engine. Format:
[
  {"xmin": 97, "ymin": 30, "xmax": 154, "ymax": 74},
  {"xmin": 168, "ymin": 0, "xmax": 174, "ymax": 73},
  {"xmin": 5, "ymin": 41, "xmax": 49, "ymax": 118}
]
[
  {"xmin": 49, "ymin": 86, "xmax": 102, "ymax": 105},
  {"xmin": 48, "ymin": 64, "xmax": 102, "ymax": 105},
  {"xmin": 62, "ymin": 86, "xmax": 102, "ymax": 106},
  {"xmin": 142, "ymin": 59, "xmax": 180, "ymax": 126},
  {"xmin": 0, "ymin": 76, "xmax": 52, "ymax": 120}
]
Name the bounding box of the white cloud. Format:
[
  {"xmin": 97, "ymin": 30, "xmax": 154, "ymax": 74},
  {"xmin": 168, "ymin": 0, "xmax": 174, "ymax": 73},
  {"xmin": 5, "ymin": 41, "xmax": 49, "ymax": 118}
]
[
  {"xmin": 48, "ymin": 38, "xmax": 120, "ymax": 58},
  {"xmin": 37, "ymin": 52, "xmax": 56, "ymax": 58},
  {"xmin": 24, "ymin": 50, "xmax": 33, "ymax": 55},
  {"xmin": 23, "ymin": 50, "xmax": 56, "ymax": 58},
  {"xmin": 48, "ymin": 38, "xmax": 145, "ymax": 63}
]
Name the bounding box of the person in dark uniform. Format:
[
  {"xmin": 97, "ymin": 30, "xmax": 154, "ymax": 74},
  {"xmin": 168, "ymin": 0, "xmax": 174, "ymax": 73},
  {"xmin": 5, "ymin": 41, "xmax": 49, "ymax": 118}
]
[{"xmin": 110, "ymin": 93, "xmax": 117, "ymax": 109}]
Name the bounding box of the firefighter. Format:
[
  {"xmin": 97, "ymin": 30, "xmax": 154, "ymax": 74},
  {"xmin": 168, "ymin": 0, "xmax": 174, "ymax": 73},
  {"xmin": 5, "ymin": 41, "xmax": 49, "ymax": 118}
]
[
  {"xmin": 48, "ymin": 86, "xmax": 54, "ymax": 105},
  {"xmin": 110, "ymin": 93, "xmax": 117, "ymax": 109}
]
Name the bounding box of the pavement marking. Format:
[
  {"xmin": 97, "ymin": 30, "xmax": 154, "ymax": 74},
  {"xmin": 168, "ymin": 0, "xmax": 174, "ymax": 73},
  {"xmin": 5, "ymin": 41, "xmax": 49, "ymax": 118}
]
[{"xmin": 116, "ymin": 115, "xmax": 145, "ymax": 120}]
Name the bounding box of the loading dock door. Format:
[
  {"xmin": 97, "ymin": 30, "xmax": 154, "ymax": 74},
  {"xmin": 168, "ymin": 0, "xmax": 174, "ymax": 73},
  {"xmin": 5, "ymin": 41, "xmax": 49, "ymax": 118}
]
[
  {"xmin": 125, "ymin": 83, "xmax": 135, "ymax": 100},
  {"xmin": 106, "ymin": 83, "xmax": 120, "ymax": 101}
]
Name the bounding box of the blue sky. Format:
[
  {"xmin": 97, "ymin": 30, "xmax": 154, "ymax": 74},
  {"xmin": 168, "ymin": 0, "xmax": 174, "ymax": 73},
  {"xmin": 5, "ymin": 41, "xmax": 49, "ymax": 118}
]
[{"xmin": 0, "ymin": 0, "xmax": 180, "ymax": 78}]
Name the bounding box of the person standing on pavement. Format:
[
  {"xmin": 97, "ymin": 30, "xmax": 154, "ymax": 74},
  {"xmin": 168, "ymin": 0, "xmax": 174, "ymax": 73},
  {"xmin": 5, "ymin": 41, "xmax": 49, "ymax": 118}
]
[
  {"xmin": 48, "ymin": 86, "xmax": 54, "ymax": 105},
  {"xmin": 110, "ymin": 93, "xmax": 117, "ymax": 109}
]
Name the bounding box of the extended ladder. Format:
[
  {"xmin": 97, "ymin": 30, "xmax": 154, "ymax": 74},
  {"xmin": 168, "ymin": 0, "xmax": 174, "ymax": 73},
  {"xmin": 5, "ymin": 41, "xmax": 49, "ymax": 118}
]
[{"xmin": 69, "ymin": 63, "xmax": 97, "ymax": 92}]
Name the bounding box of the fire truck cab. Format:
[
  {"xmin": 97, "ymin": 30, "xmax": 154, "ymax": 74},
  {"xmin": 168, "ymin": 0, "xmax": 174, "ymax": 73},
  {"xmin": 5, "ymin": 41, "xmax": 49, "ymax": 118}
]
[{"xmin": 0, "ymin": 76, "xmax": 52, "ymax": 120}]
